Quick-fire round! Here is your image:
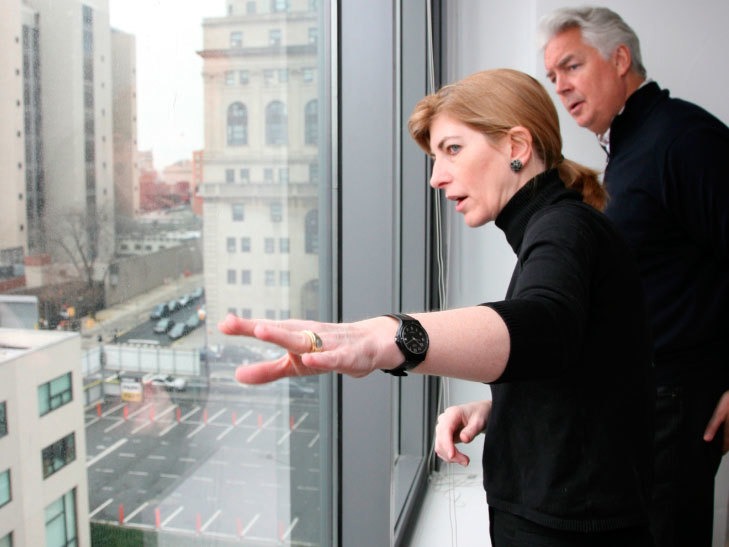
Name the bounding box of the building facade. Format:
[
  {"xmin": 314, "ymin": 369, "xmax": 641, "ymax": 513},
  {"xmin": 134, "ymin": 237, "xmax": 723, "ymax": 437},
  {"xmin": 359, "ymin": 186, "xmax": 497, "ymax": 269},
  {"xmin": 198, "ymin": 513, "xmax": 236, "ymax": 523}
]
[
  {"xmin": 0, "ymin": 329, "xmax": 90, "ymax": 546},
  {"xmin": 198, "ymin": 0, "xmax": 321, "ymax": 339}
]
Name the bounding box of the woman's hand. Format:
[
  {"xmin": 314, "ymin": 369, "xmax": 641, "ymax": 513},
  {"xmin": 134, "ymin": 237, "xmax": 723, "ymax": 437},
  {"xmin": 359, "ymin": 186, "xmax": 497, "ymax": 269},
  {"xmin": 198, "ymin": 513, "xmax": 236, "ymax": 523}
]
[
  {"xmin": 218, "ymin": 314, "xmax": 398, "ymax": 384},
  {"xmin": 434, "ymin": 400, "xmax": 492, "ymax": 467}
]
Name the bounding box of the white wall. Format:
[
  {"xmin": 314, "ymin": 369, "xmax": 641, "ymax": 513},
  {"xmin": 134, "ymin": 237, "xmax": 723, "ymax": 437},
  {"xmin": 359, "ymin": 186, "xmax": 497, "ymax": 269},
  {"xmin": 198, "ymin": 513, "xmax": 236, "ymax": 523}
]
[{"xmin": 442, "ymin": 1, "xmax": 729, "ymax": 543}]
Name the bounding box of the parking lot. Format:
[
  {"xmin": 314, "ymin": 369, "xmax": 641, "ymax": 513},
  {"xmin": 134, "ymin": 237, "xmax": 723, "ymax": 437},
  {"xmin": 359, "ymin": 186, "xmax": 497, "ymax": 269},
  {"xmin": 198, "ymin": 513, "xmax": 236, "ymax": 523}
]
[{"xmin": 85, "ymin": 382, "xmax": 324, "ymax": 545}]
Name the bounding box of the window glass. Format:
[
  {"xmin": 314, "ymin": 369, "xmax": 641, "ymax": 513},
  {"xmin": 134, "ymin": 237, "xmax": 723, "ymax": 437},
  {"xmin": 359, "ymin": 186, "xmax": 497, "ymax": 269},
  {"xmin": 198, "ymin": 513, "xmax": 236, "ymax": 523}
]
[
  {"xmin": 0, "ymin": 469, "xmax": 10, "ymax": 508},
  {"xmin": 0, "ymin": 532, "xmax": 12, "ymax": 547},
  {"xmin": 0, "ymin": 402, "xmax": 7, "ymax": 437},
  {"xmin": 38, "ymin": 373, "xmax": 72, "ymax": 417},
  {"xmin": 44, "ymin": 489, "xmax": 77, "ymax": 547},
  {"xmin": 42, "ymin": 433, "xmax": 76, "ymax": 479}
]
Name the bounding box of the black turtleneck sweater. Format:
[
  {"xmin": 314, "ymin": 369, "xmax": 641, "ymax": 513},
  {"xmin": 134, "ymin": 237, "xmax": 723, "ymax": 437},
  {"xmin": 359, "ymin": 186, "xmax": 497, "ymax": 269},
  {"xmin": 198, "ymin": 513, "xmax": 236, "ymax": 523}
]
[
  {"xmin": 480, "ymin": 169, "xmax": 654, "ymax": 532},
  {"xmin": 605, "ymin": 81, "xmax": 729, "ymax": 386}
]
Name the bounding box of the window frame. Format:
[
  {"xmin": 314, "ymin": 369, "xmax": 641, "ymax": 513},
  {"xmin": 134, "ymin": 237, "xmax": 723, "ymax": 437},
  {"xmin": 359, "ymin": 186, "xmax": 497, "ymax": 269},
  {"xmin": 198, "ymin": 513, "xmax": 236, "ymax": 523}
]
[{"xmin": 38, "ymin": 372, "xmax": 73, "ymax": 417}]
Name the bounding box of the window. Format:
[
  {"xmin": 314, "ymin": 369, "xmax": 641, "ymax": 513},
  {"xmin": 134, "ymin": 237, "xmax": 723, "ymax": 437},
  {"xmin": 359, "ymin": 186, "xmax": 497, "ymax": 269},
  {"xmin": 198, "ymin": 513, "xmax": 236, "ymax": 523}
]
[
  {"xmin": 241, "ymin": 270, "xmax": 251, "ymax": 285},
  {"xmin": 240, "ymin": 167, "xmax": 250, "ymax": 182},
  {"xmin": 227, "ymin": 269, "xmax": 236, "ymax": 284},
  {"xmin": 305, "ymin": 100, "xmax": 318, "ymax": 145},
  {"xmin": 308, "ymin": 27, "xmax": 318, "ymax": 45},
  {"xmin": 270, "ymin": 202, "xmax": 283, "ymax": 222},
  {"xmin": 279, "ymin": 237, "xmax": 290, "ymax": 253},
  {"xmin": 280, "ymin": 309, "xmax": 291, "ymax": 319},
  {"xmin": 265, "ymin": 309, "xmax": 276, "ymax": 319},
  {"xmin": 45, "ymin": 489, "xmax": 77, "ymax": 547},
  {"xmin": 265, "ymin": 101, "xmax": 287, "ymax": 144},
  {"xmin": 264, "ymin": 237, "xmax": 275, "ymax": 253},
  {"xmin": 264, "ymin": 68, "xmax": 275, "ymax": 85},
  {"xmin": 302, "ymin": 67, "xmax": 315, "ymax": 83},
  {"xmin": 278, "ymin": 68, "xmax": 289, "ymax": 82},
  {"xmin": 279, "ymin": 167, "xmax": 289, "ymax": 183},
  {"xmin": 309, "ymin": 162, "xmax": 319, "ymax": 183},
  {"xmin": 269, "ymin": 29, "xmax": 282, "ymax": 47},
  {"xmin": 0, "ymin": 532, "xmax": 12, "ymax": 547},
  {"xmin": 241, "ymin": 237, "xmax": 251, "ymax": 252},
  {"xmin": 265, "ymin": 270, "xmax": 276, "ymax": 286},
  {"xmin": 264, "ymin": 167, "xmax": 274, "ymax": 182},
  {"xmin": 38, "ymin": 372, "xmax": 72, "ymax": 416},
  {"xmin": 42, "ymin": 433, "xmax": 76, "ymax": 478},
  {"xmin": 225, "ymin": 70, "xmax": 235, "ymax": 85},
  {"xmin": 0, "ymin": 402, "xmax": 6, "ymax": 438},
  {"xmin": 239, "ymin": 69, "xmax": 249, "ymax": 84},
  {"xmin": 246, "ymin": 1, "xmax": 256, "ymax": 14},
  {"xmin": 227, "ymin": 307, "xmax": 236, "ymax": 315},
  {"xmin": 227, "ymin": 102, "xmax": 248, "ymax": 145},
  {"xmin": 280, "ymin": 270, "xmax": 290, "ymax": 286},
  {"xmin": 226, "ymin": 237, "xmax": 236, "ymax": 252},
  {"xmin": 272, "ymin": 0, "xmax": 289, "ymax": 12},
  {"xmin": 241, "ymin": 308, "xmax": 252, "ymax": 318},
  {"xmin": 232, "ymin": 203, "xmax": 244, "ymax": 221},
  {"xmin": 0, "ymin": 469, "xmax": 10, "ymax": 509},
  {"xmin": 230, "ymin": 31, "xmax": 242, "ymax": 48},
  {"xmin": 305, "ymin": 209, "xmax": 318, "ymax": 254},
  {"xmin": 225, "ymin": 168, "xmax": 235, "ymax": 183}
]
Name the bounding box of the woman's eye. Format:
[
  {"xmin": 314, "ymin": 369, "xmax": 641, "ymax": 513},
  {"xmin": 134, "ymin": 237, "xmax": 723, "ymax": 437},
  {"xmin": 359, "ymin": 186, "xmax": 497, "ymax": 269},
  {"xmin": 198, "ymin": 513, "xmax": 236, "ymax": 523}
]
[{"xmin": 446, "ymin": 144, "xmax": 461, "ymax": 154}]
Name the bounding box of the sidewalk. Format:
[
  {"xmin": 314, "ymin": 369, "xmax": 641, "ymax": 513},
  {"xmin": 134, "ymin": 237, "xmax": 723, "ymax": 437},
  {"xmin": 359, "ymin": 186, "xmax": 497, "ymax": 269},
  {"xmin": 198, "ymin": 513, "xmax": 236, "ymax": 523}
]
[{"xmin": 79, "ymin": 273, "xmax": 204, "ymax": 349}]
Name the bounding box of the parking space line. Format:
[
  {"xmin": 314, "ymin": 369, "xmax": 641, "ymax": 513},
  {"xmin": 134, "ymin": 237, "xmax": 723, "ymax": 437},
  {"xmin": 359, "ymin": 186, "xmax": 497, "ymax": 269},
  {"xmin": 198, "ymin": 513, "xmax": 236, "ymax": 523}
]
[
  {"xmin": 161, "ymin": 505, "xmax": 184, "ymax": 528},
  {"xmin": 207, "ymin": 408, "xmax": 227, "ymax": 424},
  {"xmin": 281, "ymin": 517, "xmax": 299, "ymax": 541},
  {"xmin": 217, "ymin": 426, "xmax": 234, "ymax": 441},
  {"xmin": 159, "ymin": 422, "xmax": 178, "ymax": 437},
  {"xmin": 87, "ymin": 438, "xmax": 128, "ymax": 467},
  {"xmin": 89, "ymin": 498, "xmax": 113, "ymax": 519},
  {"xmin": 125, "ymin": 501, "xmax": 148, "ymax": 523},
  {"xmin": 235, "ymin": 410, "xmax": 252, "ymax": 425},
  {"xmin": 246, "ymin": 410, "xmax": 281, "ymax": 443},
  {"xmin": 201, "ymin": 509, "xmax": 222, "ymax": 532},
  {"xmin": 181, "ymin": 406, "xmax": 200, "ymax": 422},
  {"xmin": 308, "ymin": 433, "xmax": 320, "ymax": 448},
  {"xmin": 277, "ymin": 412, "xmax": 309, "ymax": 445},
  {"xmin": 241, "ymin": 514, "xmax": 260, "ymax": 536},
  {"xmin": 186, "ymin": 423, "xmax": 205, "ymax": 439},
  {"xmin": 131, "ymin": 421, "xmax": 152, "ymax": 434}
]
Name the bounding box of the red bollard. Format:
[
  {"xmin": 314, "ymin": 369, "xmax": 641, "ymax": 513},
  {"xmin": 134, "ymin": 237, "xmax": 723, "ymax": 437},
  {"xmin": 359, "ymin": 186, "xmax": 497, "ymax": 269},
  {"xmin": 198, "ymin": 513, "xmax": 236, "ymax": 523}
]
[
  {"xmin": 155, "ymin": 508, "xmax": 161, "ymax": 529},
  {"xmin": 203, "ymin": 409, "xmax": 208, "ymax": 424},
  {"xmin": 123, "ymin": 405, "xmax": 129, "ymax": 420},
  {"xmin": 290, "ymin": 415, "xmax": 295, "ymax": 430},
  {"xmin": 96, "ymin": 402, "xmax": 102, "ymax": 417},
  {"xmin": 236, "ymin": 517, "xmax": 243, "ymax": 537},
  {"xmin": 232, "ymin": 411, "xmax": 237, "ymax": 425},
  {"xmin": 119, "ymin": 503, "xmax": 125, "ymax": 525},
  {"xmin": 196, "ymin": 513, "xmax": 202, "ymax": 534},
  {"xmin": 257, "ymin": 414, "xmax": 263, "ymax": 428},
  {"xmin": 149, "ymin": 407, "xmax": 155, "ymax": 422},
  {"xmin": 176, "ymin": 407, "xmax": 181, "ymax": 422}
]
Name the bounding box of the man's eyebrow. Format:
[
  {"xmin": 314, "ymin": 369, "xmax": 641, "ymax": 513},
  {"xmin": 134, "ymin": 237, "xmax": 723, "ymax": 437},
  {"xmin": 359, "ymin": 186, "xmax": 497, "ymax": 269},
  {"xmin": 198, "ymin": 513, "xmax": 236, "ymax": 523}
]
[{"xmin": 546, "ymin": 53, "xmax": 576, "ymax": 78}]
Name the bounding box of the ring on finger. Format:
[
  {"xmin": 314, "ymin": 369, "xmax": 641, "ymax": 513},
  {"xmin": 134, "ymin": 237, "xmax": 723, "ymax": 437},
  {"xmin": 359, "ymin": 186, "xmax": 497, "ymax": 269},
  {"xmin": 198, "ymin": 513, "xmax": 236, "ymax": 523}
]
[{"xmin": 302, "ymin": 330, "xmax": 323, "ymax": 353}]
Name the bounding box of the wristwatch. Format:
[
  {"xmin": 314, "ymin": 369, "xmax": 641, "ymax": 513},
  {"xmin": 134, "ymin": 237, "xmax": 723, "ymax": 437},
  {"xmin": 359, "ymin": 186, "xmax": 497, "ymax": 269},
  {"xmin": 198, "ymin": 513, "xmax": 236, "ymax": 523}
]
[{"xmin": 382, "ymin": 313, "xmax": 429, "ymax": 376}]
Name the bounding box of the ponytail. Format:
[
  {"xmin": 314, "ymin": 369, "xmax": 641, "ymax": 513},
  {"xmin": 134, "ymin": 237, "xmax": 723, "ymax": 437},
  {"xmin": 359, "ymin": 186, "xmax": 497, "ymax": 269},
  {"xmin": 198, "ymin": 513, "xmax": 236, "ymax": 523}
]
[{"xmin": 556, "ymin": 159, "xmax": 608, "ymax": 211}]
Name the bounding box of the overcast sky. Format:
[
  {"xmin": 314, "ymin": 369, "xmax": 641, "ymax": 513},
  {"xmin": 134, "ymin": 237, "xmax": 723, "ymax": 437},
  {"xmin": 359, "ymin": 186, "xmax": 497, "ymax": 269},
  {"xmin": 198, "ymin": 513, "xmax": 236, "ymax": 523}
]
[{"xmin": 109, "ymin": 1, "xmax": 224, "ymax": 169}]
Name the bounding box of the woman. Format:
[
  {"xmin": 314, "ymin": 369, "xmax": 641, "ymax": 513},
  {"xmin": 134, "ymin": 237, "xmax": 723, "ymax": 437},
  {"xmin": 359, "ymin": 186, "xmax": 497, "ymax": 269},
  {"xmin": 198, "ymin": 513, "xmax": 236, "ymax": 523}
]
[{"xmin": 219, "ymin": 69, "xmax": 654, "ymax": 545}]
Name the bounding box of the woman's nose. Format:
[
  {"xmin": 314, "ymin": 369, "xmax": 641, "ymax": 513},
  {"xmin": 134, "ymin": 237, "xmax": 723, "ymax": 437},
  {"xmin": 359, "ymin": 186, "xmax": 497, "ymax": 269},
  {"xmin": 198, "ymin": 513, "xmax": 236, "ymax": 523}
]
[{"xmin": 429, "ymin": 160, "xmax": 449, "ymax": 189}]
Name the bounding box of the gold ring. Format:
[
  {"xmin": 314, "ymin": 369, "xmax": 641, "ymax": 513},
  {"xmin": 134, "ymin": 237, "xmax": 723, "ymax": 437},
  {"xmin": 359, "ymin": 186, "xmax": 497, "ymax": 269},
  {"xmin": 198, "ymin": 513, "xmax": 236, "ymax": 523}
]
[{"xmin": 302, "ymin": 330, "xmax": 323, "ymax": 353}]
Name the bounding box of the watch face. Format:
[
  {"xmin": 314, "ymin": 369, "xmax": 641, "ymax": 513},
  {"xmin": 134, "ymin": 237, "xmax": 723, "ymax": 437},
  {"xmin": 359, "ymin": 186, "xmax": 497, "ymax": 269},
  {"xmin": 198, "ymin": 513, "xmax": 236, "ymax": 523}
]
[{"xmin": 402, "ymin": 322, "xmax": 429, "ymax": 356}]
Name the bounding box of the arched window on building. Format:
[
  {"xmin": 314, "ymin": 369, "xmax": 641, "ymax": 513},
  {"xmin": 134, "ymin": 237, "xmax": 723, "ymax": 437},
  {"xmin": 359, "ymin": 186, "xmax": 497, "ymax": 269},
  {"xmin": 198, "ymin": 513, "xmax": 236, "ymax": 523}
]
[
  {"xmin": 265, "ymin": 101, "xmax": 287, "ymax": 145},
  {"xmin": 227, "ymin": 102, "xmax": 247, "ymax": 146},
  {"xmin": 305, "ymin": 99, "xmax": 318, "ymax": 145}
]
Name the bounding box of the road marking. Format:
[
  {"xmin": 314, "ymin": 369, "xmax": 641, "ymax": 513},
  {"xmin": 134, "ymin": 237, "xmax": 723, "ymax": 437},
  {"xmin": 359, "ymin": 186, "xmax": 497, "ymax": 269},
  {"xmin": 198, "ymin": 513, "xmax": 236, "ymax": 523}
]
[
  {"xmin": 87, "ymin": 438, "xmax": 128, "ymax": 467},
  {"xmin": 160, "ymin": 473, "xmax": 180, "ymax": 479},
  {"xmin": 161, "ymin": 505, "xmax": 184, "ymax": 528},
  {"xmin": 201, "ymin": 509, "xmax": 222, "ymax": 532},
  {"xmin": 148, "ymin": 455, "xmax": 166, "ymax": 460},
  {"xmin": 125, "ymin": 501, "xmax": 148, "ymax": 523},
  {"xmin": 278, "ymin": 412, "xmax": 309, "ymax": 445},
  {"xmin": 246, "ymin": 410, "xmax": 281, "ymax": 442},
  {"xmin": 119, "ymin": 452, "xmax": 135, "ymax": 458},
  {"xmin": 129, "ymin": 471, "xmax": 149, "ymax": 477},
  {"xmin": 89, "ymin": 498, "xmax": 113, "ymax": 518},
  {"xmin": 235, "ymin": 410, "xmax": 252, "ymax": 425},
  {"xmin": 180, "ymin": 406, "xmax": 200, "ymax": 422},
  {"xmin": 186, "ymin": 423, "xmax": 205, "ymax": 439},
  {"xmin": 216, "ymin": 426, "xmax": 234, "ymax": 441},
  {"xmin": 308, "ymin": 433, "xmax": 320, "ymax": 448},
  {"xmin": 159, "ymin": 422, "xmax": 178, "ymax": 436},
  {"xmin": 180, "ymin": 457, "xmax": 196, "ymax": 463},
  {"xmin": 281, "ymin": 517, "xmax": 299, "ymax": 540},
  {"xmin": 207, "ymin": 407, "xmax": 227, "ymax": 424},
  {"xmin": 241, "ymin": 514, "xmax": 260, "ymax": 536},
  {"xmin": 131, "ymin": 421, "xmax": 152, "ymax": 434}
]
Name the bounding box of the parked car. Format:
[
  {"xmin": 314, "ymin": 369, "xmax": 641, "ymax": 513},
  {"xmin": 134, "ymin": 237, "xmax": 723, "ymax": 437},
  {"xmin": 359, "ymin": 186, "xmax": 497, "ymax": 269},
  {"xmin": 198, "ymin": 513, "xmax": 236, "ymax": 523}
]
[
  {"xmin": 168, "ymin": 299, "xmax": 182, "ymax": 313},
  {"xmin": 149, "ymin": 303, "xmax": 170, "ymax": 320},
  {"xmin": 185, "ymin": 313, "xmax": 201, "ymax": 331},
  {"xmin": 190, "ymin": 287, "xmax": 204, "ymax": 301},
  {"xmin": 178, "ymin": 294, "xmax": 192, "ymax": 308},
  {"xmin": 153, "ymin": 317, "xmax": 175, "ymax": 334},
  {"xmin": 167, "ymin": 322, "xmax": 187, "ymax": 340},
  {"xmin": 145, "ymin": 374, "xmax": 186, "ymax": 392}
]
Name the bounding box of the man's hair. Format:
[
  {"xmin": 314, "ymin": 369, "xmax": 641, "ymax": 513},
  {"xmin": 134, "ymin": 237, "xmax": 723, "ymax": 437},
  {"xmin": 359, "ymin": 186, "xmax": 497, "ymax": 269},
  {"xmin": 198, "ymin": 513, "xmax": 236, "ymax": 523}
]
[{"xmin": 538, "ymin": 6, "xmax": 647, "ymax": 78}]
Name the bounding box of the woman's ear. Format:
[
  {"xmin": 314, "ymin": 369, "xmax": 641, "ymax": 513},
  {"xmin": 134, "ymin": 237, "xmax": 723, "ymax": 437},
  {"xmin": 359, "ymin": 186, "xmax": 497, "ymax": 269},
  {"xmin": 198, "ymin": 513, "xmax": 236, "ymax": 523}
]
[{"xmin": 507, "ymin": 126, "xmax": 533, "ymax": 166}]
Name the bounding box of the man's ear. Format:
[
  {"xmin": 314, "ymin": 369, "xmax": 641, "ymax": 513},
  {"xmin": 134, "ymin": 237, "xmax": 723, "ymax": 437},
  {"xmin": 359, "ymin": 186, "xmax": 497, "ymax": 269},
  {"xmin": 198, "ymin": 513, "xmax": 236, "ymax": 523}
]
[
  {"xmin": 507, "ymin": 126, "xmax": 533, "ymax": 165},
  {"xmin": 613, "ymin": 44, "xmax": 632, "ymax": 77}
]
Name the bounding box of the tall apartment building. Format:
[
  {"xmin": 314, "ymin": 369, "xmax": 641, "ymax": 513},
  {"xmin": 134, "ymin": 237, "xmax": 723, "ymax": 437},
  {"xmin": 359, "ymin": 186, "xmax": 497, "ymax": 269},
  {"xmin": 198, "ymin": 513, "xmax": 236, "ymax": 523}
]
[
  {"xmin": 199, "ymin": 0, "xmax": 321, "ymax": 340},
  {"xmin": 0, "ymin": 0, "xmax": 117, "ymax": 286},
  {"xmin": 0, "ymin": 329, "xmax": 90, "ymax": 546},
  {"xmin": 111, "ymin": 28, "xmax": 140, "ymax": 219}
]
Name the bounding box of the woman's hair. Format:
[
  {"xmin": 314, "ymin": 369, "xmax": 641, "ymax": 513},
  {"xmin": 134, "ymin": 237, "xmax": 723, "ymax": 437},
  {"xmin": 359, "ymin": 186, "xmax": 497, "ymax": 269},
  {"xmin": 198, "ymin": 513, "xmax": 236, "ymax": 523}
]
[
  {"xmin": 408, "ymin": 68, "xmax": 607, "ymax": 210},
  {"xmin": 537, "ymin": 7, "xmax": 646, "ymax": 78}
]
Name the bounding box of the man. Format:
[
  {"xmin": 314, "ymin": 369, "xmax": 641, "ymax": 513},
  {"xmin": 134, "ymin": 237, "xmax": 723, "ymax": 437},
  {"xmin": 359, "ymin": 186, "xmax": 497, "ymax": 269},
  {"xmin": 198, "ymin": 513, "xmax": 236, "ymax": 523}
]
[{"xmin": 540, "ymin": 7, "xmax": 729, "ymax": 546}]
